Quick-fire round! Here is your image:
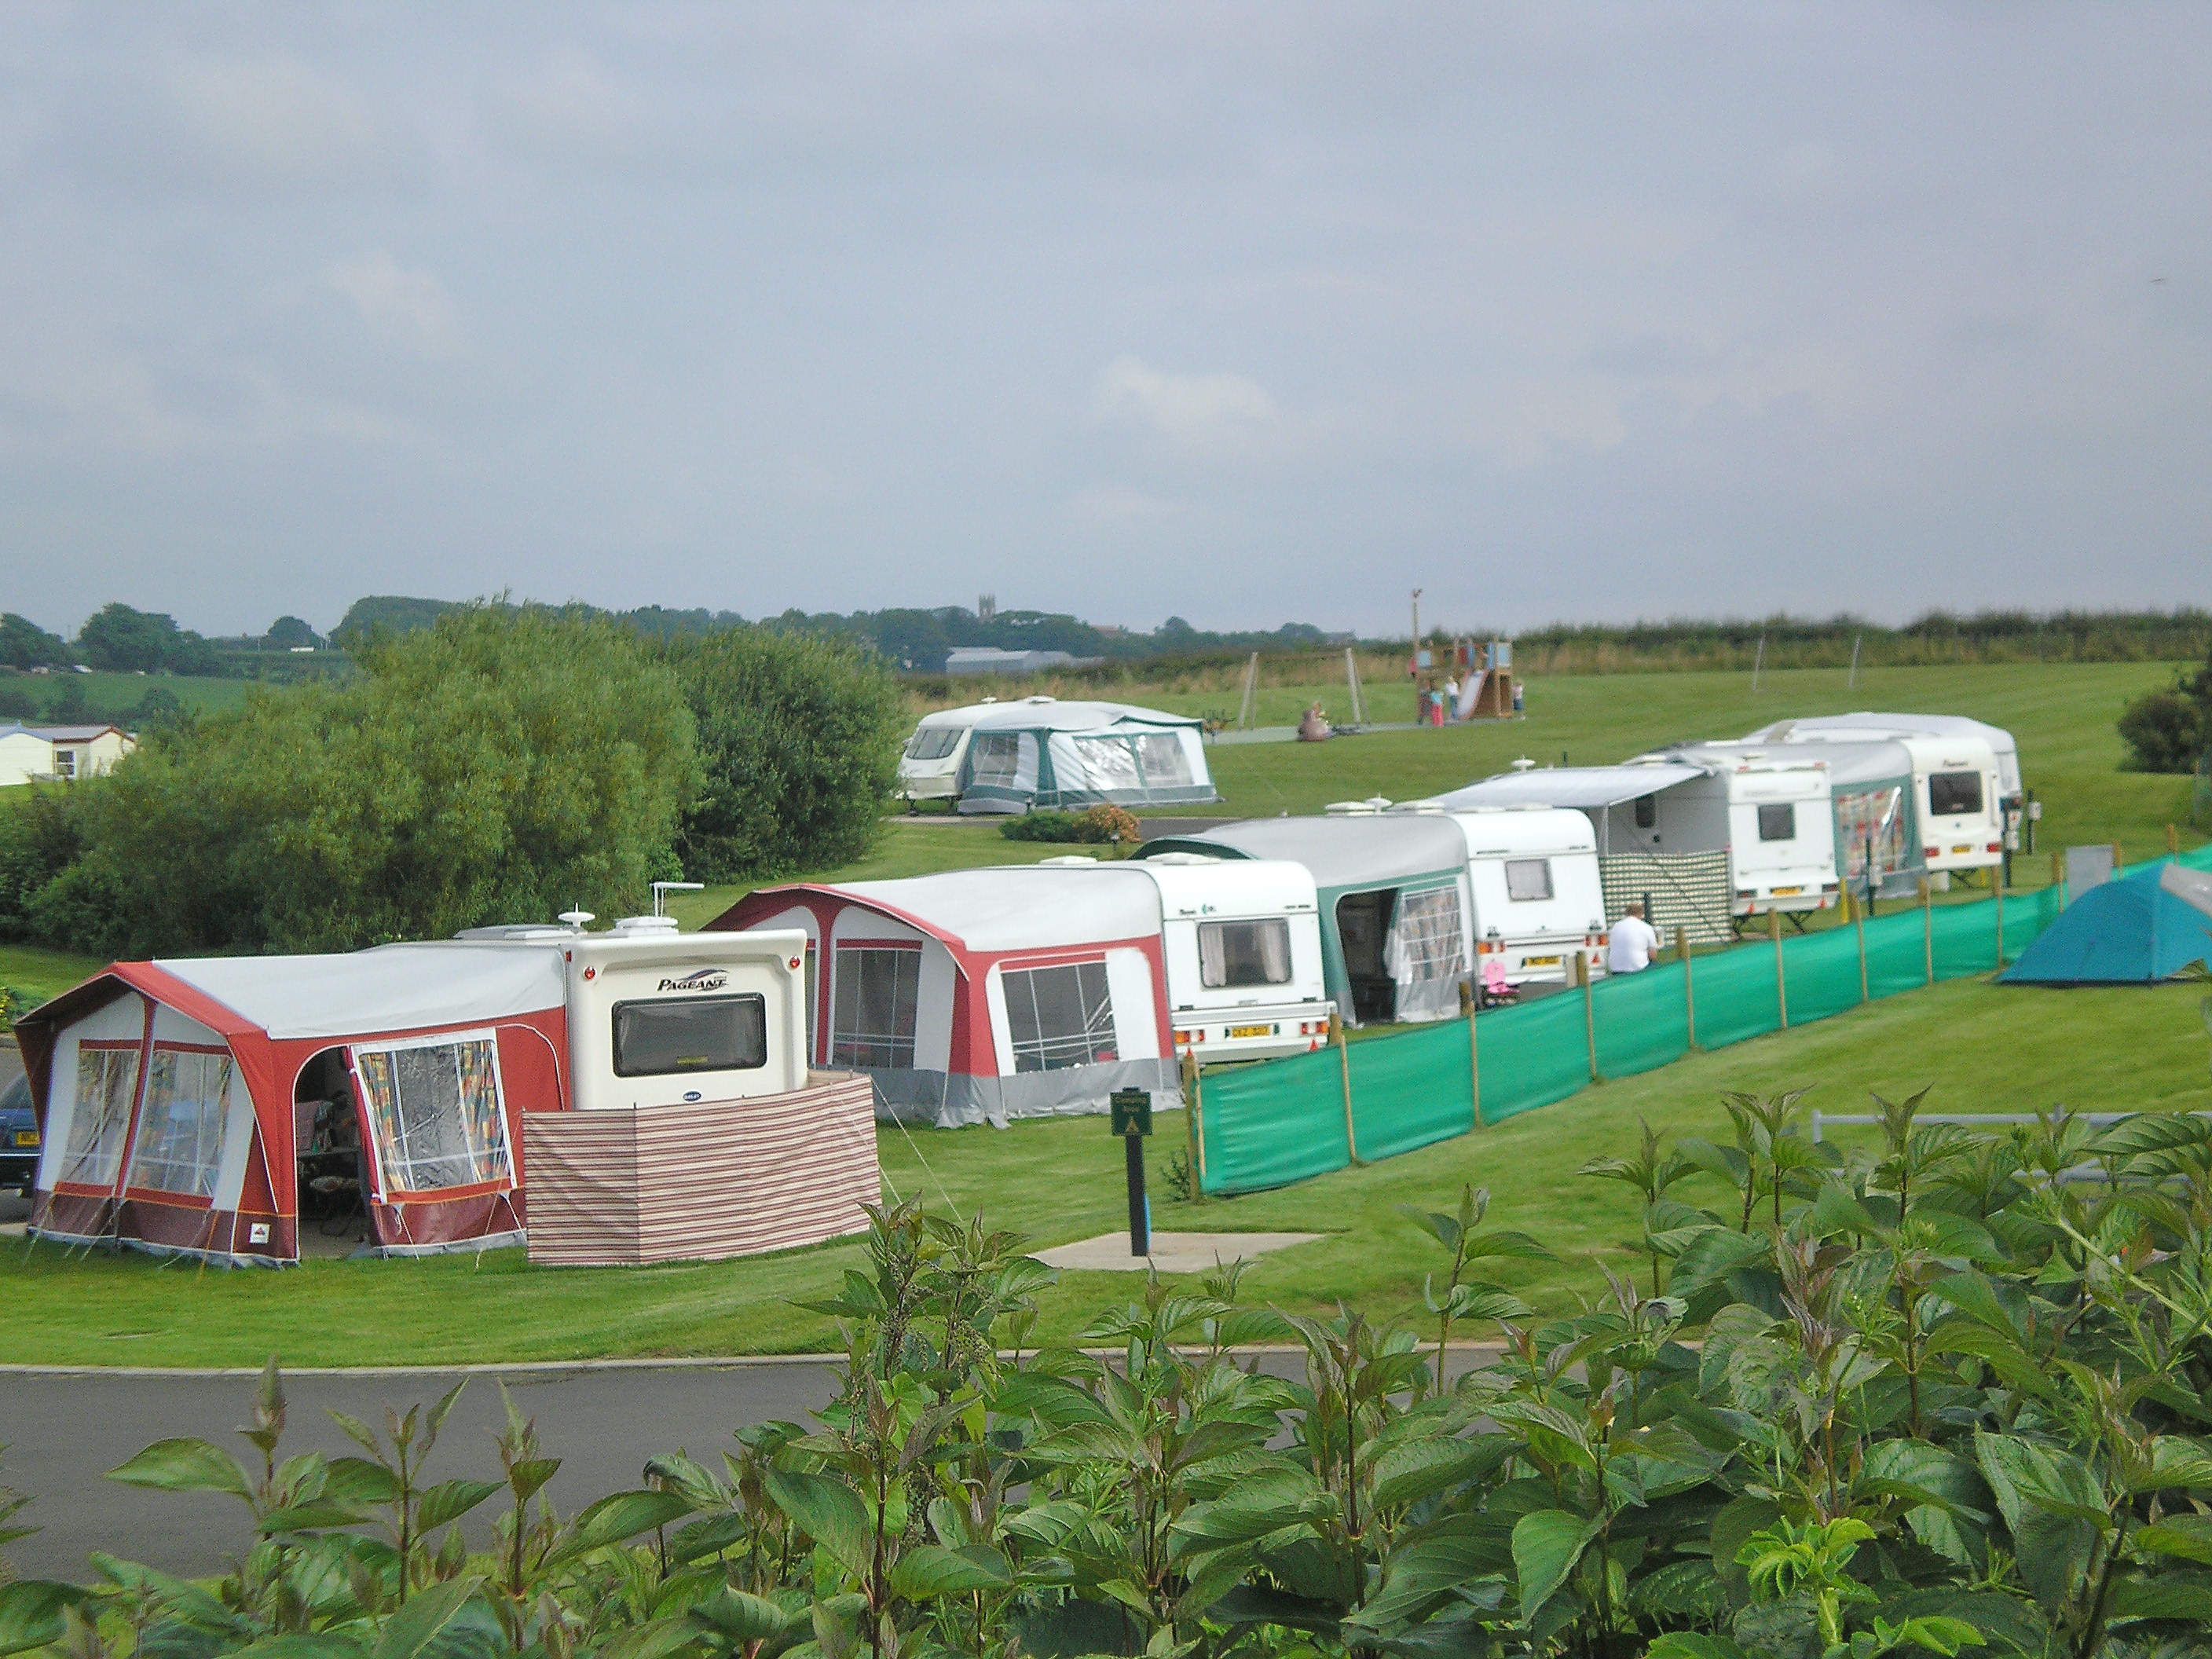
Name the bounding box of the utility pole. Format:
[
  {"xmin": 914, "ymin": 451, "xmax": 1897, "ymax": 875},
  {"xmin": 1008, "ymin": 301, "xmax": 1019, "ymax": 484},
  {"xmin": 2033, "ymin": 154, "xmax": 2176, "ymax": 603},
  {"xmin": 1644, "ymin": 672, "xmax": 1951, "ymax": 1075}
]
[{"xmin": 1410, "ymin": 588, "xmax": 1424, "ymax": 723}]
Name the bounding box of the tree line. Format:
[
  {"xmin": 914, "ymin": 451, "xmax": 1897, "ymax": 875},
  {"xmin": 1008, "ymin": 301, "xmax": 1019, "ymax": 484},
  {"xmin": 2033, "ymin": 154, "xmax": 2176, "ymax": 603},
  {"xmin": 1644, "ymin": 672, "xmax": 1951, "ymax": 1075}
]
[{"xmin": 0, "ymin": 606, "xmax": 905, "ymax": 960}]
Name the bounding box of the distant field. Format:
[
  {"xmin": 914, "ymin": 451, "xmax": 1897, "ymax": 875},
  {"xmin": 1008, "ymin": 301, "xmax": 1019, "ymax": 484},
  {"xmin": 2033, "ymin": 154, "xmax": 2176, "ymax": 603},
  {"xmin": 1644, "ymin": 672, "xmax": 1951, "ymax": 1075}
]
[
  {"xmin": 2, "ymin": 972, "xmax": 2203, "ymax": 1367},
  {"xmin": 0, "ymin": 671, "xmax": 261, "ymax": 722}
]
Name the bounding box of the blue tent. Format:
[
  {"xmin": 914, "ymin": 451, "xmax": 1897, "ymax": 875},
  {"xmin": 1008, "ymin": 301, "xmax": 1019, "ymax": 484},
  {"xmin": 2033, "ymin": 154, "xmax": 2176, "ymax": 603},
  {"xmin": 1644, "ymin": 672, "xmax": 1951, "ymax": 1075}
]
[{"xmin": 2002, "ymin": 862, "xmax": 2212, "ymax": 984}]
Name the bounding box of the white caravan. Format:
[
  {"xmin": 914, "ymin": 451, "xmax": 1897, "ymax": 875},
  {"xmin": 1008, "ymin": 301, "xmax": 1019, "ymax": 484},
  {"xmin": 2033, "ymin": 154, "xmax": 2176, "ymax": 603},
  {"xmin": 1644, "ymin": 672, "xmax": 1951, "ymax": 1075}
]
[
  {"xmin": 895, "ymin": 697, "xmax": 1216, "ymax": 814},
  {"xmin": 1740, "ymin": 716, "xmax": 2011, "ymax": 878},
  {"xmin": 1109, "ymin": 855, "xmax": 1332, "ymax": 1062},
  {"xmin": 1389, "ymin": 803, "xmax": 1610, "ymax": 985}
]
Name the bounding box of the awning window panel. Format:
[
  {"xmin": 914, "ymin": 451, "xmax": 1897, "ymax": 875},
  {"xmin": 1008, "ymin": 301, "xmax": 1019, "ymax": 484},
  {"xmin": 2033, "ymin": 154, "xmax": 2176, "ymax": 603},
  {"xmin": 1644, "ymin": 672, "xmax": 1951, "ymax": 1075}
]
[
  {"xmin": 60, "ymin": 1045, "xmax": 139, "ymax": 1188},
  {"xmin": 1133, "ymin": 732, "xmax": 1195, "ymax": 789},
  {"xmin": 831, "ymin": 947, "xmax": 921, "ymax": 1070},
  {"xmin": 1836, "ymin": 786, "xmax": 1910, "ymax": 884},
  {"xmin": 126, "ymin": 1047, "xmax": 233, "ymax": 1197},
  {"xmin": 1003, "ymin": 961, "xmax": 1117, "ymax": 1073},
  {"xmin": 1385, "ymin": 885, "xmax": 1467, "ymax": 985},
  {"xmin": 966, "ymin": 733, "xmax": 1024, "ymax": 787},
  {"xmin": 351, "ymin": 1032, "xmax": 512, "ymax": 1198},
  {"xmin": 1198, "ymin": 918, "xmax": 1291, "ymax": 987},
  {"xmin": 1073, "ymin": 737, "xmax": 1144, "ymax": 792}
]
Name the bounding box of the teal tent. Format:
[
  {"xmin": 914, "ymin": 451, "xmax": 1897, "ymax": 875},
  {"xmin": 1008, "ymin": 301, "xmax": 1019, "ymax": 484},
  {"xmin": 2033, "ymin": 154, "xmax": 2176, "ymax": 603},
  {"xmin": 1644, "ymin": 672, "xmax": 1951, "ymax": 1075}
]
[{"xmin": 2001, "ymin": 862, "xmax": 2212, "ymax": 984}]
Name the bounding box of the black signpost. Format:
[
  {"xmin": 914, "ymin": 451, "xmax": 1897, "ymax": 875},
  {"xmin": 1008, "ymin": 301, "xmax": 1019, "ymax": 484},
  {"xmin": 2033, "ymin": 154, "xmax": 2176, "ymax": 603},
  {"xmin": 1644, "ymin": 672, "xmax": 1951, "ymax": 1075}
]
[{"xmin": 1110, "ymin": 1088, "xmax": 1152, "ymax": 1257}]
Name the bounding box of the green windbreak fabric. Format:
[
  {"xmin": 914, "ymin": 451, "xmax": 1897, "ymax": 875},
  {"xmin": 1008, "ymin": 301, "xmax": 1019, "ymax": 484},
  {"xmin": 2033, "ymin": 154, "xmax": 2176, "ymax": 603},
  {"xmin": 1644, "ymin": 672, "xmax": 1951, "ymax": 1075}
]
[{"xmin": 1192, "ymin": 862, "xmax": 2123, "ymax": 1196}]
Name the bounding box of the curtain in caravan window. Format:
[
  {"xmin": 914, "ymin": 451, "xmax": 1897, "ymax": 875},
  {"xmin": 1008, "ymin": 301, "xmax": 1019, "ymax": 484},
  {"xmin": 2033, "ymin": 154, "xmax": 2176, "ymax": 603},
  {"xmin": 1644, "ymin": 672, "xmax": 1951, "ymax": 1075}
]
[
  {"xmin": 1002, "ymin": 961, "xmax": 1116, "ymax": 1072},
  {"xmin": 352, "ymin": 1035, "xmax": 512, "ymax": 1197},
  {"xmin": 1071, "ymin": 737, "xmax": 1143, "ymax": 792},
  {"xmin": 126, "ymin": 1048, "xmax": 233, "ymax": 1197},
  {"xmin": 60, "ymin": 1046, "xmax": 139, "ymax": 1188},
  {"xmin": 1133, "ymin": 732, "xmax": 1195, "ymax": 788},
  {"xmin": 1198, "ymin": 919, "xmax": 1292, "ymax": 987},
  {"xmin": 1385, "ymin": 886, "xmax": 1467, "ymax": 986},
  {"xmin": 831, "ymin": 948, "xmax": 921, "ymax": 1069}
]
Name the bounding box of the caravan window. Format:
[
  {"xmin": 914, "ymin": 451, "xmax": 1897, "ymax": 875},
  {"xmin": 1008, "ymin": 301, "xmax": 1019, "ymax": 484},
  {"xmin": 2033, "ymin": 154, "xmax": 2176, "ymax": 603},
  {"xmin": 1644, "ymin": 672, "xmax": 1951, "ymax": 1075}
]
[
  {"xmin": 614, "ymin": 995, "xmax": 767, "ymax": 1077},
  {"xmin": 1199, "ymin": 919, "xmax": 1291, "ymax": 987},
  {"xmin": 1133, "ymin": 733, "xmax": 1194, "ymax": 788},
  {"xmin": 1928, "ymin": 771, "xmax": 1983, "ymax": 816},
  {"xmin": 967, "ymin": 733, "xmax": 1022, "ymax": 786},
  {"xmin": 126, "ymin": 1047, "xmax": 232, "ymax": 1197},
  {"xmin": 60, "ymin": 1044, "xmax": 139, "ymax": 1188},
  {"xmin": 1002, "ymin": 961, "xmax": 1116, "ymax": 1072},
  {"xmin": 352, "ymin": 1035, "xmax": 512, "ymax": 1196},
  {"xmin": 831, "ymin": 949, "xmax": 920, "ymax": 1069},
  {"xmin": 1392, "ymin": 887, "xmax": 1467, "ymax": 981},
  {"xmin": 904, "ymin": 727, "xmax": 964, "ymax": 761},
  {"xmin": 1756, "ymin": 804, "xmax": 1796, "ymax": 841},
  {"xmin": 1504, "ymin": 859, "xmax": 1554, "ymax": 902}
]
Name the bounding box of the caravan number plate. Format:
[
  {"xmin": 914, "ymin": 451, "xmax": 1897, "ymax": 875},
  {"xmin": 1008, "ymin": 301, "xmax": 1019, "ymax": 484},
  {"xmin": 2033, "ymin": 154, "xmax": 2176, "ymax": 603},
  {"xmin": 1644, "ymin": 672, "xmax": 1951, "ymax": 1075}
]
[
  {"xmin": 1950, "ymin": 844, "xmax": 1972, "ymax": 855},
  {"xmin": 1228, "ymin": 1024, "xmax": 1276, "ymax": 1039},
  {"xmin": 13, "ymin": 1130, "xmax": 36, "ymax": 1147},
  {"xmin": 1524, "ymin": 954, "xmax": 1561, "ymax": 968},
  {"xmin": 1771, "ymin": 886, "xmax": 1803, "ymax": 897}
]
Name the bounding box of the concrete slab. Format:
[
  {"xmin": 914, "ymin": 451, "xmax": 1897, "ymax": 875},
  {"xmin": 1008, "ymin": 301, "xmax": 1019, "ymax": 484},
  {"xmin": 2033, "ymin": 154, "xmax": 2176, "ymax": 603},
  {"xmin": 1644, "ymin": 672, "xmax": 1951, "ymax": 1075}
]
[{"xmin": 1035, "ymin": 1231, "xmax": 1325, "ymax": 1273}]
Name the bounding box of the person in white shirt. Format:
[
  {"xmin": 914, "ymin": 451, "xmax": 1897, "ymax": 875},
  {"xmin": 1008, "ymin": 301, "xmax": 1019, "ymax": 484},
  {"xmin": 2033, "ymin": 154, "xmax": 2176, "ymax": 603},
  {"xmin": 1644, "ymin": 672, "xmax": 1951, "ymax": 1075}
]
[{"xmin": 1607, "ymin": 902, "xmax": 1661, "ymax": 973}]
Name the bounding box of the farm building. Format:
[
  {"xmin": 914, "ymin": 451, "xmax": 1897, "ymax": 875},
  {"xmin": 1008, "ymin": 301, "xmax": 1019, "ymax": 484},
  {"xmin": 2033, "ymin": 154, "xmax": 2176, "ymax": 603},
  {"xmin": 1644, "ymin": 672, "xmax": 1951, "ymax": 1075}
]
[
  {"xmin": 1134, "ymin": 816, "xmax": 1474, "ymax": 1026},
  {"xmin": 13, "ymin": 923, "xmax": 877, "ymax": 1268},
  {"xmin": 709, "ymin": 866, "xmax": 1183, "ymax": 1126},
  {"xmin": 895, "ymin": 696, "xmax": 1218, "ymax": 815}
]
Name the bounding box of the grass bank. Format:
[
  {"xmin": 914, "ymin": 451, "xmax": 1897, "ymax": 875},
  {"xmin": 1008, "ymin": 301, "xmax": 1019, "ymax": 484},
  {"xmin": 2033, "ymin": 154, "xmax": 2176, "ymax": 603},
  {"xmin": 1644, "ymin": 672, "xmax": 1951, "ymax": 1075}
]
[{"xmin": 2, "ymin": 972, "xmax": 2203, "ymax": 1368}]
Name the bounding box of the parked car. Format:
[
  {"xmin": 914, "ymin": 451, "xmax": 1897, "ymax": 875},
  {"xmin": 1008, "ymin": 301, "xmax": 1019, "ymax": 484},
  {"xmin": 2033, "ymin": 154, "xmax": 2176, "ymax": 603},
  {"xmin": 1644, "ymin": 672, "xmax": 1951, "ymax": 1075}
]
[{"xmin": 0, "ymin": 1072, "xmax": 38, "ymax": 1194}]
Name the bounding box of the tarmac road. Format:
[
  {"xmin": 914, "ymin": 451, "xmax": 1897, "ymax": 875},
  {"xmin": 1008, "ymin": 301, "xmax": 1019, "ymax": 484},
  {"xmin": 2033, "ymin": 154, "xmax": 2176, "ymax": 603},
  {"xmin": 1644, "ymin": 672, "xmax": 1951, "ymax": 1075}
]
[{"xmin": 2, "ymin": 1360, "xmax": 841, "ymax": 1581}]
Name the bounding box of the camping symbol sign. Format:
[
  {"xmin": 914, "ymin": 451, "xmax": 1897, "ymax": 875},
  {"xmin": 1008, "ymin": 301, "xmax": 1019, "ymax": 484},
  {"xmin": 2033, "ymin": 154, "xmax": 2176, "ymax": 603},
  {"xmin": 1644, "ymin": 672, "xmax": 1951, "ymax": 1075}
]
[{"xmin": 1110, "ymin": 1088, "xmax": 1152, "ymax": 1137}]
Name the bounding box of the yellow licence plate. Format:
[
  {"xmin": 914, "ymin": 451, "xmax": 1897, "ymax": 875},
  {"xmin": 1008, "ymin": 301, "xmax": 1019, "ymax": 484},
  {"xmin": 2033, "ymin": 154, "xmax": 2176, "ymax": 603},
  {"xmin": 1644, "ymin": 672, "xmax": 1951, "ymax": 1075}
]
[
  {"xmin": 1524, "ymin": 954, "xmax": 1561, "ymax": 967},
  {"xmin": 1771, "ymin": 886, "xmax": 1802, "ymax": 896},
  {"xmin": 1950, "ymin": 844, "xmax": 1972, "ymax": 855},
  {"xmin": 1228, "ymin": 1024, "xmax": 1276, "ymax": 1039},
  {"xmin": 13, "ymin": 1131, "xmax": 36, "ymax": 1147}
]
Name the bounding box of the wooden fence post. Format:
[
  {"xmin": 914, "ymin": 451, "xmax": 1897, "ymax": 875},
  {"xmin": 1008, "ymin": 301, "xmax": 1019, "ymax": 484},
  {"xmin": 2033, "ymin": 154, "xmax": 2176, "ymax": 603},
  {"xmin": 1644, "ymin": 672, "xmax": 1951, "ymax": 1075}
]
[
  {"xmin": 1459, "ymin": 979, "xmax": 1483, "ymax": 1130},
  {"xmin": 1331, "ymin": 1010, "xmax": 1360, "ymax": 1163},
  {"xmin": 1920, "ymin": 877, "xmax": 1934, "ymax": 984},
  {"xmin": 1577, "ymin": 952, "xmax": 1599, "ymax": 1081},
  {"xmin": 1677, "ymin": 924, "xmax": 1697, "ymax": 1049},
  {"xmin": 1181, "ymin": 1046, "xmax": 1206, "ymax": 1199},
  {"xmin": 1769, "ymin": 907, "xmax": 1789, "ymax": 1027},
  {"xmin": 2169, "ymin": 822, "xmax": 2181, "ymax": 856}
]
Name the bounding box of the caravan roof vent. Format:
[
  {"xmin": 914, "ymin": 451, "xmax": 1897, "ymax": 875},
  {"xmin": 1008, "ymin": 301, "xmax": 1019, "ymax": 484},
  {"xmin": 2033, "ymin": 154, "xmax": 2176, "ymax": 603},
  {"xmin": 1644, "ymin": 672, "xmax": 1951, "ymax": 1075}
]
[
  {"xmin": 1038, "ymin": 855, "xmax": 1100, "ymax": 866},
  {"xmin": 1325, "ymin": 796, "xmax": 1393, "ymax": 815},
  {"xmin": 1144, "ymin": 851, "xmax": 1223, "ymax": 866},
  {"xmin": 1510, "ymin": 756, "xmax": 1536, "ymax": 771},
  {"xmin": 1024, "ymin": 695, "xmax": 1057, "ymax": 705},
  {"xmin": 611, "ymin": 914, "xmax": 681, "ymax": 936}
]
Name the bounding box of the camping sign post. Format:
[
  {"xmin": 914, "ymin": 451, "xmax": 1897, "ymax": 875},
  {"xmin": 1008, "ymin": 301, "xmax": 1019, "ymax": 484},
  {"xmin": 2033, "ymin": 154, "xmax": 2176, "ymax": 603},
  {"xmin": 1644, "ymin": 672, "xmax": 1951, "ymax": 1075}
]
[{"xmin": 1111, "ymin": 1089, "xmax": 1152, "ymax": 1258}]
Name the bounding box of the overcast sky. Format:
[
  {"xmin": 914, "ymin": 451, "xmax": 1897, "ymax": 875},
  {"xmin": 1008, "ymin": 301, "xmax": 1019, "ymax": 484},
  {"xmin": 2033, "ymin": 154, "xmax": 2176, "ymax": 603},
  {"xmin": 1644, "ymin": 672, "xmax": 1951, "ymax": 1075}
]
[{"xmin": 2, "ymin": 3, "xmax": 2207, "ymax": 639}]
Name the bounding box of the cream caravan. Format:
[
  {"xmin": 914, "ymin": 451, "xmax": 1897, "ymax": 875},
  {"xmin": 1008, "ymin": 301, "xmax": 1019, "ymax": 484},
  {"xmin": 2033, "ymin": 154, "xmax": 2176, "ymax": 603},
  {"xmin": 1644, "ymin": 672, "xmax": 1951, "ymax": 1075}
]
[{"xmin": 1119, "ymin": 855, "xmax": 1332, "ymax": 1061}]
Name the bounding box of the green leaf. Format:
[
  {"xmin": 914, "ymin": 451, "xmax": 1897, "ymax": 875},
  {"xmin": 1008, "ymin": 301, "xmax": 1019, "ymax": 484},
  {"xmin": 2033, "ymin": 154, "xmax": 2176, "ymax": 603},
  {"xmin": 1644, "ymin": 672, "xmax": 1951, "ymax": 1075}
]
[
  {"xmin": 566, "ymin": 1489, "xmax": 694, "ymax": 1556},
  {"xmin": 888, "ymin": 1544, "xmax": 1014, "ymax": 1599},
  {"xmin": 106, "ymin": 1437, "xmax": 254, "ymax": 1500},
  {"xmin": 2133, "ymin": 1513, "xmax": 2212, "ymax": 1564},
  {"xmin": 258, "ymin": 1500, "xmax": 373, "ymax": 1535},
  {"xmin": 1645, "ymin": 1637, "xmax": 1750, "ymax": 1659},
  {"xmin": 1369, "ymin": 1434, "xmax": 1510, "ymax": 1511},
  {"xmin": 368, "ymin": 1577, "xmax": 485, "ymax": 1659},
  {"xmin": 1871, "ymin": 1615, "xmax": 1986, "ymax": 1656},
  {"xmin": 505, "ymin": 1459, "xmax": 560, "ymax": 1504},
  {"xmin": 687, "ymin": 1588, "xmax": 795, "ymax": 1643},
  {"xmin": 594, "ymin": 1619, "xmax": 704, "ymax": 1659},
  {"xmin": 2104, "ymin": 1575, "xmax": 2212, "ymax": 1621},
  {"xmin": 0, "ymin": 1581, "xmax": 93, "ymax": 1659},
  {"xmin": 415, "ymin": 1480, "xmax": 502, "ymax": 1534},
  {"xmin": 762, "ymin": 1467, "xmax": 873, "ymax": 1580},
  {"xmin": 1511, "ymin": 1508, "xmax": 1599, "ymax": 1622}
]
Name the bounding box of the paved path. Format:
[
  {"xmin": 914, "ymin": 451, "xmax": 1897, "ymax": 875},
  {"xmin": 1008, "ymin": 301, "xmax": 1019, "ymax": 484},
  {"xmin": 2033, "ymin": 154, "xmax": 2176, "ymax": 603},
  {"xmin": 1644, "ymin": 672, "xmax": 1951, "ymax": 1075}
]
[{"xmin": 3, "ymin": 1361, "xmax": 840, "ymax": 1581}]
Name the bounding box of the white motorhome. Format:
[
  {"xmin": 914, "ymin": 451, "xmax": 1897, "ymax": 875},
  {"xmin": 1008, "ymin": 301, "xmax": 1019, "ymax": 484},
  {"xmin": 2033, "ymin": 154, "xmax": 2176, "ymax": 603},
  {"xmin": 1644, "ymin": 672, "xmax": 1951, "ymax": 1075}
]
[
  {"xmin": 1741, "ymin": 716, "xmax": 2010, "ymax": 878},
  {"xmin": 1117, "ymin": 854, "xmax": 1332, "ymax": 1061},
  {"xmin": 1390, "ymin": 803, "xmax": 1610, "ymax": 984}
]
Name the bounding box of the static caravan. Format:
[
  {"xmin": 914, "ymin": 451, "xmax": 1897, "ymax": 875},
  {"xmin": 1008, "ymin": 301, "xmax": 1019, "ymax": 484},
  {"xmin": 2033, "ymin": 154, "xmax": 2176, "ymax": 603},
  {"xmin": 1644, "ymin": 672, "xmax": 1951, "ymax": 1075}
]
[
  {"xmin": 708, "ymin": 866, "xmax": 1178, "ymax": 1127},
  {"xmin": 1741, "ymin": 716, "xmax": 2010, "ymax": 879},
  {"xmin": 1390, "ymin": 803, "xmax": 1610, "ymax": 985},
  {"xmin": 895, "ymin": 697, "xmax": 1218, "ymax": 815},
  {"xmin": 13, "ymin": 922, "xmax": 877, "ymax": 1268},
  {"xmin": 1122, "ymin": 854, "xmax": 1332, "ymax": 1061},
  {"xmin": 1437, "ymin": 758, "xmax": 1839, "ymax": 933},
  {"xmin": 1136, "ymin": 816, "xmax": 1474, "ymax": 1027}
]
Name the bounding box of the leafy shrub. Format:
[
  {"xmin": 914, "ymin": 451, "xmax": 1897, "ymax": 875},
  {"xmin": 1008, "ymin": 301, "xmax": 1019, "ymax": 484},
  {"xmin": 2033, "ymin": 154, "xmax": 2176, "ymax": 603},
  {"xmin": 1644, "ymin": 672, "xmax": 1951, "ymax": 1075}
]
[
  {"xmin": 998, "ymin": 804, "xmax": 1141, "ymax": 844},
  {"xmin": 662, "ymin": 627, "xmax": 906, "ymax": 882},
  {"xmin": 16, "ymin": 606, "xmax": 699, "ymax": 958},
  {"xmin": 16, "ymin": 1090, "xmax": 2212, "ymax": 1659},
  {"xmin": 2119, "ymin": 647, "xmax": 2212, "ymax": 772}
]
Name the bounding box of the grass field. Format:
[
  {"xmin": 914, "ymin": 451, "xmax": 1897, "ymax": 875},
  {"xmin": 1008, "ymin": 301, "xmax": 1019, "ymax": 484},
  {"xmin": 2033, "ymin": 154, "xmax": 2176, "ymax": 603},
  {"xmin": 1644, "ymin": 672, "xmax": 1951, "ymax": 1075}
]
[{"xmin": 2, "ymin": 972, "xmax": 2205, "ymax": 1368}]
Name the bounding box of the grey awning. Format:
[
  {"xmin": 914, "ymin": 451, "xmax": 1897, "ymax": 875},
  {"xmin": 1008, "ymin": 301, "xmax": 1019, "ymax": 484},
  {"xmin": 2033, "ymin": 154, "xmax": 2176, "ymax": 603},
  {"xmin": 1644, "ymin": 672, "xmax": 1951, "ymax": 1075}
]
[{"xmin": 1434, "ymin": 764, "xmax": 1708, "ymax": 812}]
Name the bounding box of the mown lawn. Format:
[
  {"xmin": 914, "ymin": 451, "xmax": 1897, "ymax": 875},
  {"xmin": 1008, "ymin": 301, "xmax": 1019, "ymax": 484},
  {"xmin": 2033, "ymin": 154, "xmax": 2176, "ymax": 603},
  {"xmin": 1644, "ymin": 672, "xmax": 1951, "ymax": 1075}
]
[{"xmin": 3, "ymin": 972, "xmax": 2203, "ymax": 1368}]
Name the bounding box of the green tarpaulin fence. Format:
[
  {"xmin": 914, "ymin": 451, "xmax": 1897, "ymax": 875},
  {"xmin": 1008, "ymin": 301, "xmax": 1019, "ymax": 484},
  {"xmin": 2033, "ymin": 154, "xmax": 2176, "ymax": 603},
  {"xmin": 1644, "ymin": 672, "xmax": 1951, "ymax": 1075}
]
[{"xmin": 1192, "ymin": 849, "xmax": 2212, "ymax": 1197}]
